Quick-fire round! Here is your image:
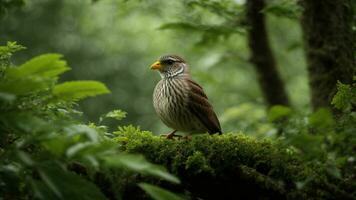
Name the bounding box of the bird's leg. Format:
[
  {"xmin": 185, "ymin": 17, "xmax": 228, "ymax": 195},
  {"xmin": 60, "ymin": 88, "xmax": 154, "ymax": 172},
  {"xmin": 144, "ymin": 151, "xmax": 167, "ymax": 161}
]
[
  {"xmin": 160, "ymin": 130, "xmax": 180, "ymax": 139},
  {"xmin": 178, "ymin": 135, "xmax": 192, "ymax": 141}
]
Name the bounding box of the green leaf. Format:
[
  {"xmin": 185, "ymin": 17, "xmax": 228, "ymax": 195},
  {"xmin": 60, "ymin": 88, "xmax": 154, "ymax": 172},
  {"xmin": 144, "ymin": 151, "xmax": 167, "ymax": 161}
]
[
  {"xmin": 0, "ymin": 41, "xmax": 25, "ymax": 62},
  {"xmin": 139, "ymin": 183, "xmax": 184, "ymax": 200},
  {"xmin": 0, "ymin": 54, "xmax": 70, "ymax": 95},
  {"xmin": 41, "ymin": 137, "xmax": 71, "ymax": 157},
  {"xmin": 104, "ymin": 109, "xmax": 127, "ymax": 120},
  {"xmin": 66, "ymin": 140, "xmax": 117, "ymax": 160},
  {"xmin": 287, "ymin": 133, "xmax": 324, "ymax": 159},
  {"xmin": 104, "ymin": 154, "xmax": 180, "ymax": 184},
  {"xmin": 53, "ymin": 81, "xmax": 110, "ymax": 101},
  {"xmin": 66, "ymin": 142, "xmax": 94, "ymax": 158},
  {"xmin": 64, "ymin": 124, "xmax": 99, "ymax": 142},
  {"xmin": 186, "ymin": 0, "xmax": 243, "ymax": 19},
  {"xmin": 267, "ymin": 105, "xmax": 292, "ymax": 122},
  {"xmin": 100, "ymin": 109, "xmax": 127, "ymax": 122},
  {"xmin": 160, "ymin": 22, "xmax": 243, "ymax": 35},
  {"xmin": 6, "ymin": 54, "xmax": 70, "ymax": 79},
  {"xmin": 263, "ymin": 0, "xmax": 301, "ymax": 20},
  {"xmin": 295, "ymin": 176, "xmax": 313, "ymax": 190},
  {"xmin": 37, "ymin": 162, "xmax": 107, "ymax": 200},
  {"xmin": 326, "ymin": 164, "xmax": 342, "ymax": 179},
  {"xmin": 17, "ymin": 151, "xmax": 35, "ymax": 166},
  {"xmin": 10, "ymin": 114, "xmax": 48, "ymax": 133},
  {"xmin": 331, "ymin": 81, "xmax": 354, "ymax": 111},
  {"xmin": 309, "ymin": 108, "xmax": 335, "ymax": 131},
  {"xmin": 0, "ymin": 77, "xmax": 50, "ymax": 95}
]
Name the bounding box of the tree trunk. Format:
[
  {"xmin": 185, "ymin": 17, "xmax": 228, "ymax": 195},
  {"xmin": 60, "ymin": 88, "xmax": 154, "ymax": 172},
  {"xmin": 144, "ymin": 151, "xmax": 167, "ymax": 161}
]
[
  {"xmin": 300, "ymin": 0, "xmax": 356, "ymax": 111},
  {"xmin": 246, "ymin": 0, "xmax": 291, "ymax": 108}
]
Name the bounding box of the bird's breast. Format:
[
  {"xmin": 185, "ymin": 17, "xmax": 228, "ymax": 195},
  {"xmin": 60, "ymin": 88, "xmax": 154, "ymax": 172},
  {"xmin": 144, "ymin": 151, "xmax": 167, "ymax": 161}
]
[
  {"xmin": 153, "ymin": 78, "xmax": 200, "ymax": 132},
  {"xmin": 153, "ymin": 78, "xmax": 187, "ymax": 114}
]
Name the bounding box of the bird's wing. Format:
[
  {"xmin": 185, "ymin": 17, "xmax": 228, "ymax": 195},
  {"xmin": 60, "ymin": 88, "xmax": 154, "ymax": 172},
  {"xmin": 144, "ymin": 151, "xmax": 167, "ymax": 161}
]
[{"xmin": 186, "ymin": 78, "xmax": 222, "ymax": 134}]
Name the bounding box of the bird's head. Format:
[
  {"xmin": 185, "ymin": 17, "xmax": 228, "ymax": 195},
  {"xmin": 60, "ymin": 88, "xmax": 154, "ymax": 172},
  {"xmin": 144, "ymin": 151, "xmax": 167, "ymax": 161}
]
[{"xmin": 150, "ymin": 55, "xmax": 189, "ymax": 78}]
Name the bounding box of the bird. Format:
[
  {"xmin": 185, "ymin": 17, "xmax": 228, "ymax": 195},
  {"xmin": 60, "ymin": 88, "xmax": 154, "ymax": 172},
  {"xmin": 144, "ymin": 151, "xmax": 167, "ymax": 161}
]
[{"xmin": 150, "ymin": 54, "xmax": 222, "ymax": 139}]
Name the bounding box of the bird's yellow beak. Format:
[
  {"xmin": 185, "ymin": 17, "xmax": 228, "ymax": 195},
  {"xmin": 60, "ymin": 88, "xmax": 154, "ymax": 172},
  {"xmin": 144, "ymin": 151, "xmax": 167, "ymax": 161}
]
[{"xmin": 150, "ymin": 61, "xmax": 161, "ymax": 70}]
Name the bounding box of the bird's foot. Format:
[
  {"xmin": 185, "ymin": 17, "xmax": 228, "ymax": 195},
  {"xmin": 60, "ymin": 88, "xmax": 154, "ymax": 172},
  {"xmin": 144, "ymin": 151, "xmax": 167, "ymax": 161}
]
[{"xmin": 160, "ymin": 130, "xmax": 181, "ymax": 140}]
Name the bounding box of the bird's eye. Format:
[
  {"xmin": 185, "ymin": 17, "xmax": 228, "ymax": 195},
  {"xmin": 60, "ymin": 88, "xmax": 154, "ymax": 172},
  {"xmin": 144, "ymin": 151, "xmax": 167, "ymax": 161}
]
[{"xmin": 166, "ymin": 60, "xmax": 174, "ymax": 65}]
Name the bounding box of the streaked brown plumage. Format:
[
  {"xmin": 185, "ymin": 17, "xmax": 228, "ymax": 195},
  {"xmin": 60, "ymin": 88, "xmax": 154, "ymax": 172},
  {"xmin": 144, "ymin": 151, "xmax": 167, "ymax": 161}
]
[{"xmin": 150, "ymin": 55, "xmax": 221, "ymax": 138}]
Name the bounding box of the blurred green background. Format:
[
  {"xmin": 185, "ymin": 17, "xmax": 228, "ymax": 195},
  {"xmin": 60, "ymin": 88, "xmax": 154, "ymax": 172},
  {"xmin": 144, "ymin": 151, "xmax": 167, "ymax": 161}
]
[{"xmin": 0, "ymin": 0, "xmax": 309, "ymax": 135}]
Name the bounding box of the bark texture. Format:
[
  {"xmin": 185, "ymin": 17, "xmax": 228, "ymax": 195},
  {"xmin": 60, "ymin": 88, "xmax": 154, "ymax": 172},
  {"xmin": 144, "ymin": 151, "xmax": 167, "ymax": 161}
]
[
  {"xmin": 246, "ymin": 0, "xmax": 291, "ymax": 107},
  {"xmin": 300, "ymin": 0, "xmax": 356, "ymax": 110}
]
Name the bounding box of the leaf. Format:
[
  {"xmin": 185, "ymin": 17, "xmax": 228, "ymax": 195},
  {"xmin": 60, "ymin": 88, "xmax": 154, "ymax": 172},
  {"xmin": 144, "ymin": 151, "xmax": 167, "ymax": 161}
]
[
  {"xmin": 6, "ymin": 54, "xmax": 70, "ymax": 79},
  {"xmin": 53, "ymin": 81, "xmax": 110, "ymax": 101},
  {"xmin": 104, "ymin": 154, "xmax": 180, "ymax": 184},
  {"xmin": 287, "ymin": 133, "xmax": 324, "ymax": 159},
  {"xmin": 0, "ymin": 41, "xmax": 25, "ymax": 61},
  {"xmin": 309, "ymin": 108, "xmax": 335, "ymax": 131},
  {"xmin": 37, "ymin": 162, "xmax": 107, "ymax": 200},
  {"xmin": 262, "ymin": 0, "xmax": 301, "ymax": 20},
  {"xmin": 267, "ymin": 105, "xmax": 292, "ymax": 122},
  {"xmin": 41, "ymin": 137, "xmax": 71, "ymax": 157},
  {"xmin": 295, "ymin": 176, "xmax": 313, "ymax": 190},
  {"xmin": 0, "ymin": 54, "xmax": 70, "ymax": 95},
  {"xmin": 331, "ymin": 81, "xmax": 354, "ymax": 111},
  {"xmin": 186, "ymin": 0, "xmax": 243, "ymax": 19},
  {"xmin": 64, "ymin": 124, "xmax": 99, "ymax": 142},
  {"xmin": 139, "ymin": 183, "xmax": 184, "ymax": 200},
  {"xmin": 100, "ymin": 109, "xmax": 127, "ymax": 122},
  {"xmin": 17, "ymin": 151, "xmax": 35, "ymax": 166},
  {"xmin": 104, "ymin": 109, "xmax": 127, "ymax": 120},
  {"xmin": 10, "ymin": 114, "xmax": 48, "ymax": 134},
  {"xmin": 326, "ymin": 164, "xmax": 342, "ymax": 179},
  {"xmin": 66, "ymin": 142, "xmax": 94, "ymax": 158},
  {"xmin": 159, "ymin": 22, "xmax": 243, "ymax": 35},
  {"xmin": 67, "ymin": 140, "xmax": 117, "ymax": 159},
  {"xmin": 160, "ymin": 22, "xmax": 202, "ymax": 31},
  {"xmin": 0, "ymin": 78, "xmax": 50, "ymax": 95}
]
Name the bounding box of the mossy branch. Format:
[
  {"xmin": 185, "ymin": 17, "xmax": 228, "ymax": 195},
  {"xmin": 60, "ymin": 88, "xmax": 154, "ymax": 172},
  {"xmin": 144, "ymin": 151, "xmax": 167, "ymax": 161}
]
[{"xmin": 108, "ymin": 129, "xmax": 354, "ymax": 200}]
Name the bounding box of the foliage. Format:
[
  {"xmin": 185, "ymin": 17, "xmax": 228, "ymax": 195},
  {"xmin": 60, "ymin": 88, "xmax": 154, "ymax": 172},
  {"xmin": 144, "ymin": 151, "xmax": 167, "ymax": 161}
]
[
  {"xmin": 267, "ymin": 105, "xmax": 292, "ymax": 122},
  {"xmin": 262, "ymin": 0, "xmax": 301, "ymax": 19},
  {"xmin": 0, "ymin": 0, "xmax": 354, "ymax": 200},
  {"xmin": 331, "ymin": 80, "xmax": 356, "ymax": 112},
  {"xmin": 139, "ymin": 183, "xmax": 184, "ymax": 200},
  {"xmin": 53, "ymin": 81, "xmax": 110, "ymax": 101},
  {"xmin": 0, "ymin": 0, "xmax": 308, "ymax": 134},
  {"xmin": 0, "ymin": 43, "xmax": 180, "ymax": 200},
  {"xmin": 268, "ymin": 84, "xmax": 356, "ymax": 191},
  {"xmin": 104, "ymin": 153, "xmax": 180, "ymax": 184},
  {"xmin": 112, "ymin": 130, "xmax": 355, "ymax": 200},
  {"xmin": 160, "ymin": 0, "xmax": 246, "ymax": 45},
  {"xmin": 99, "ymin": 109, "xmax": 127, "ymax": 123}
]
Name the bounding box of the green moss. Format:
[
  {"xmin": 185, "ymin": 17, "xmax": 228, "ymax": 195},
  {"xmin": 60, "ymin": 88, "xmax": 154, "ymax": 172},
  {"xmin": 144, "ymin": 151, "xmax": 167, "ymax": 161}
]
[
  {"xmin": 108, "ymin": 128, "xmax": 354, "ymax": 200},
  {"xmin": 185, "ymin": 151, "xmax": 213, "ymax": 175}
]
